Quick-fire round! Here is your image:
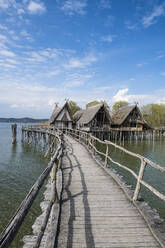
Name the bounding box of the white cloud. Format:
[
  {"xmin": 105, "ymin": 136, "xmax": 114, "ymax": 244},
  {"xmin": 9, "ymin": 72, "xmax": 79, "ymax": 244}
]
[
  {"xmin": 112, "ymin": 88, "xmax": 147, "ymax": 104},
  {"xmin": 99, "ymin": 0, "xmax": 111, "ymax": 9},
  {"xmin": 20, "ymin": 30, "xmax": 33, "ymax": 42},
  {"xmin": 6, "ymin": 58, "xmax": 19, "ymax": 64},
  {"xmin": 0, "ymin": 34, "xmax": 8, "ymax": 41},
  {"xmin": 25, "ymin": 51, "xmax": 45, "ymax": 62},
  {"xmin": 112, "ymin": 88, "xmax": 129, "ymax": 102},
  {"xmin": 0, "ymin": 42, "xmax": 7, "ymax": 49},
  {"xmin": 0, "ymin": 0, "xmax": 9, "ymax": 9},
  {"xmin": 125, "ymin": 21, "xmax": 137, "ymax": 30},
  {"xmin": 0, "ymin": 81, "xmax": 71, "ymax": 117},
  {"xmin": 0, "ymin": 0, "xmax": 24, "ymax": 12},
  {"xmin": 0, "ymin": 49, "xmax": 16, "ymax": 57},
  {"xmin": 64, "ymin": 53, "xmax": 97, "ymax": 69},
  {"xmin": 156, "ymin": 54, "xmax": 165, "ymax": 59},
  {"xmin": 27, "ymin": 1, "xmax": 46, "ymax": 14},
  {"xmin": 11, "ymin": 104, "xmax": 19, "ymax": 108},
  {"xmin": 65, "ymin": 58, "xmax": 82, "ymax": 68},
  {"xmin": 61, "ymin": 0, "xmax": 87, "ymax": 15},
  {"xmin": 111, "ymin": 88, "xmax": 165, "ymax": 107},
  {"xmin": 47, "ymin": 70, "xmax": 61, "ymax": 77},
  {"xmin": 65, "ymin": 80, "xmax": 85, "ymax": 87},
  {"xmin": 101, "ymin": 34, "xmax": 116, "ymax": 43},
  {"xmin": 142, "ymin": 5, "xmax": 165, "ymax": 28},
  {"xmin": 17, "ymin": 8, "xmax": 25, "ymax": 14},
  {"xmin": 23, "ymin": 48, "xmax": 71, "ymax": 64},
  {"xmin": 0, "ymin": 62, "xmax": 16, "ymax": 68},
  {"xmin": 136, "ymin": 63, "xmax": 148, "ymax": 67},
  {"xmin": 48, "ymin": 99, "xmax": 55, "ymax": 106},
  {"xmin": 64, "ymin": 72, "xmax": 93, "ymax": 87},
  {"xmin": 0, "ymin": 24, "xmax": 8, "ymax": 30},
  {"xmin": 136, "ymin": 63, "xmax": 143, "ymax": 67}
]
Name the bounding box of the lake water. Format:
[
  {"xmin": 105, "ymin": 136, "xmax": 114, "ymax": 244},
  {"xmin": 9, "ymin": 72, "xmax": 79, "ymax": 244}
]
[
  {"xmin": 0, "ymin": 123, "xmax": 49, "ymax": 248},
  {"xmin": 0, "ymin": 124, "xmax": 165, "ymax": 247},
  {"xmin": 96, "ymin": 138, "xmax": 165, "ymax": 220}
]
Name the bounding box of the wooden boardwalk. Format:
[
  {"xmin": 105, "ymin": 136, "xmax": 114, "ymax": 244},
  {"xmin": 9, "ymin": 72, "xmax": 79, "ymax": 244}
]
[{"xmin": 56, "ymin": 135, "xmax": 161, "ymax": 248}]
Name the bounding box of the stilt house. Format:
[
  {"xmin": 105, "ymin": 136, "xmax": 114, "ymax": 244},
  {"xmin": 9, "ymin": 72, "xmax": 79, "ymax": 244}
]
[
  {"xmin": 111, "ymin": 104, "xmax": 152, "ymax": 131},
  {"xmin": 73, "ymin": 103, "xmax": 112, "ymax": 131},
  {"xmin": 49, "ymin": 102, "xmax": 73, "ymax": 129}
]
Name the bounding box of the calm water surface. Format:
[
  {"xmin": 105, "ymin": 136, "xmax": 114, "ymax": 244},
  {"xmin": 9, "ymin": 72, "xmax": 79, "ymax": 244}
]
[
  {"xmin": 0, "ymin": 123, "xmax": 49, "ymax": 247},
  {"xmin": 0, "ymin": 125, "xmax": 165, "ymax": 247},
  {"xmin": 97, "ymin": 138, "xmax": 165, "ymax": 220}
]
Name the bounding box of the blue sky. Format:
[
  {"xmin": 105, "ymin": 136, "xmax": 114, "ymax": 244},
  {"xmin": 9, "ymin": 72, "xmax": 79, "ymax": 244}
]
[{"xmin": 0, "ymin": 0, "xmax": 165, "ymax": 118}]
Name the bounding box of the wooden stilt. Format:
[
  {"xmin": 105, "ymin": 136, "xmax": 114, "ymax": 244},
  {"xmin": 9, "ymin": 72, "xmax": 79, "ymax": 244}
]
[{"xmin": 12, "ymin": 124, "xmax": 17, "ymax": 144}]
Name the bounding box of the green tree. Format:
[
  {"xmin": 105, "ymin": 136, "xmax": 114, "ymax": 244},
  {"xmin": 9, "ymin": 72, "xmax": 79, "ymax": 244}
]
[
  {"xmin": 141, "ymin": 103, "xmax": 165, "ymax": 127},
  {"xmin": 68, "ymin": 100, "xmax": 81, "ymax": 115},
  {"xmin": 86, "ymin": 100, "xmax": 101, "ymax": 108},
  {"xmin": 112, "ymin": 101, "xmax": 129, "ymax": 111}
]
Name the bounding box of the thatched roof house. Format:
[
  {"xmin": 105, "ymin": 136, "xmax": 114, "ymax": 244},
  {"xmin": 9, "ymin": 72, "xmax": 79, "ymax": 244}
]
[
  {"xmin": 49, "ymin": 102, "xmax": 73, "ymax": 129},
  {"xmin": 73, "ymin": 103, "xmax": 112, "ymax": 131},
  {"xmin": 73, "ymin": 109, "xmax": 85, "ymax": 123},
  {"xmin": 111, "ymin": 104, "xmax": 152, "ymax": 130}
]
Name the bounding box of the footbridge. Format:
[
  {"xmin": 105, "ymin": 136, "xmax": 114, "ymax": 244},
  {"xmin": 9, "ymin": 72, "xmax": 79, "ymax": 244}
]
[{"xmin": 0, "ymin": 126, "xmax": 165, "ymax": 248}]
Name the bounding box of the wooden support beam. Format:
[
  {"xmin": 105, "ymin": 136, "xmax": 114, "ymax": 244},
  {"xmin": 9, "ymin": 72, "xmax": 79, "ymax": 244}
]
[{"xmin": 11, "ymin": 124, "xmax": 17, "ymax": 144}]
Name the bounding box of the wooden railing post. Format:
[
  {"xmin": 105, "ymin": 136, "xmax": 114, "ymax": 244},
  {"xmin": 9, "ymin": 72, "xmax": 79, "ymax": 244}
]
[
  {"xmin": 11, "ymin": 124, "xmax": 17, "ymax": 144},
  {"xmin": 88, "ymin": 135, "xmax": 91, "ymax": 149},
  {"xmin": 104, "ymin": 142, "xmax": 109, "ymax": 167},
  {"xmin": 86, "ymin": 133, "xmax": 88, "ymax": 145},
  {"xmin": 133, "ymin": 159, "xmax": 146, "ymax": 201},
  {"xmin": 92, "ymin": 137, "xmax": 95, "ymax": 155}
]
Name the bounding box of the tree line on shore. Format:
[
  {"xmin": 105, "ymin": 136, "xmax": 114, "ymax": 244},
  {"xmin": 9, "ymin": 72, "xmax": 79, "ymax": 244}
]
[{"xmin": 68, "ymin": 100, "xmax": 165, "ymax": 128}]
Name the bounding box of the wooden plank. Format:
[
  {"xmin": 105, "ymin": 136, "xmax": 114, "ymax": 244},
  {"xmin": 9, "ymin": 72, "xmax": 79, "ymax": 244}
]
[
  {"xmin": 57, "ymin": 241, "xmax": 160, "ymax": 248},
  {"xmin": 56, "ymin": 135, "xmax": 162, "ymax": 248}
]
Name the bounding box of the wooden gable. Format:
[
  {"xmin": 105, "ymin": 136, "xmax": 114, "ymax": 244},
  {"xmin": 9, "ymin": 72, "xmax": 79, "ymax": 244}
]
[
  {"xmin": 61, "ymin": 113, "xmax": 69, "ymax": 122},
  {"xmin": 123, "ymin": 106, "xmax": 142, "ymax": 127},
  {"xmin": 50, "ymin": 102, "xmax": 73, "ymax": 124}
]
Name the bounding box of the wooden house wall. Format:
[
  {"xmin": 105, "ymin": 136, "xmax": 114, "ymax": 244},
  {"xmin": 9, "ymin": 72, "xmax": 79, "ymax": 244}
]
[
  {"xmin": 84, "ymin": 106, "xmax": 110, "ymax": 128},
  {"xmin": 117, "ymin": 107, "xmax": 144, "ymax": 130},
  {"xmin": 54, "ymin": 121, "xmax": 72, "ymax": 129},
  {"xmin": 56, "ymin": 108, "xmax": 72, "ymax": 121},
  {"xmin": 52, "ymin": 106, "xmax": 72, "ymax": 129}
]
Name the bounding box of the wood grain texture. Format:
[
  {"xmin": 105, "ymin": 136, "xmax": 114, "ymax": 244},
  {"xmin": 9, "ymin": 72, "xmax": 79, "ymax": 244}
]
[{"xmin": 56, "ymin": 135, "xmax": 161, "ymax": 248}]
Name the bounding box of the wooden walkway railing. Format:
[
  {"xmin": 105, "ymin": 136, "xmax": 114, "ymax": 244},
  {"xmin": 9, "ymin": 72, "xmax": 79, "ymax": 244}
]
[
  {"xmin": 1, "ymin": 125, "xmax": 164, "ymax": 247},
  {"xmin": 64, "ymin": 128, "xmax": 165, "ymax": 203},
  {"xmin": 0, "ymin": 127, "xmax": 64, "ymax": 248}
]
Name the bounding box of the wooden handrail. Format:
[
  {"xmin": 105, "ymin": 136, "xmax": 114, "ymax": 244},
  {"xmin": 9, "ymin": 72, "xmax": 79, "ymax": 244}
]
[
  {"xmin": 65, "ymin": 128, "xmax": 165, "ymax": 203},
  {"xmin": 0, "ymin": 127, "xmax": 63, "ymax": 248}
]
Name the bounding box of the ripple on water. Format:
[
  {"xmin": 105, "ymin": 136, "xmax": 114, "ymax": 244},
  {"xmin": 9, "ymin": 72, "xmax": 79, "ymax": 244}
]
[{"xmin": 0, "ymin": 124, "xmax": 49, "ymax": 247}]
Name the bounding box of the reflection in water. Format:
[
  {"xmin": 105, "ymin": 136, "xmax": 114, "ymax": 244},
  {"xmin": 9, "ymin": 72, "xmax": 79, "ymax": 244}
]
[
  {"xmin": 10, "ymin": 143, "xmax": 17, "ymax": 161},
  {"xmin": 0, "ymin": 124, "xmax": 48, "ymax": 248}
]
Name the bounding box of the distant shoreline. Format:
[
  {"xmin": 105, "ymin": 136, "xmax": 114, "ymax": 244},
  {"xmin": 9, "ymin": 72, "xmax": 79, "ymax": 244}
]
[{"xmin": 0, "ymin": 118, "xmax": 48, "ymax": 123}]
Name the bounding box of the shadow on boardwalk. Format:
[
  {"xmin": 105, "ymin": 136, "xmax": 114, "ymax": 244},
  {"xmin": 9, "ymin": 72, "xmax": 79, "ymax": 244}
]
[
  {"xmin": 55, "ymin": 144, "xmax": 95, "ymax": 248},
  {"xmin": 55, "ymin": 135, "xmax": 161, "ymax": 248}
]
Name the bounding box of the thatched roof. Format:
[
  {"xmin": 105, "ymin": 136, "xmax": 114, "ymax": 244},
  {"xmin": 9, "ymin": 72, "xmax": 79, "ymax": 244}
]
[
  {"xmin": 73, "ymin": 109, "xmax": 84, "ymax": 122},
  {"xmin": 112, "ymin": 104, "xmax": 152, "ymax": 129},
  {"xmin": 49, "ymin": 102, "xmax": 73, "ymax": 124},
  {"xmin": 76, "ymin": 103, "xmax": 111, "ymax": 125},
  {"xmin": 112, "ymin": 105, "xmax": 136, "ymax": 125}
]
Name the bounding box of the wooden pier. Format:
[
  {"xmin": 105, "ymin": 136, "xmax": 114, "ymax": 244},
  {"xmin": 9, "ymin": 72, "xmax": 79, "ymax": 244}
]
[
  {"xmin": 0, "ymin": 126, "xmax": 165, "ymax": 248},
  {"xmin": 56, "ymin": 135, "xmax": 163, "ymax": 247}
]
